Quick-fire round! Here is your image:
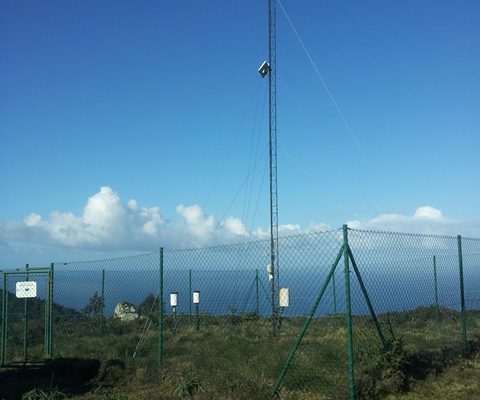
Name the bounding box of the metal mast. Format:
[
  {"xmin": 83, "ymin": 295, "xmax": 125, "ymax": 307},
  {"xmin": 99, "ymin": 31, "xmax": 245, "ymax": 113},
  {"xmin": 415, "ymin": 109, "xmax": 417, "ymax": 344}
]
[
  {"xmin": 258, "ymin": 0, "xmax": 278, "ymax": 335},
  {"xmin": 268, "ymin": 0, "xmax": 279, "ymax": 333}
]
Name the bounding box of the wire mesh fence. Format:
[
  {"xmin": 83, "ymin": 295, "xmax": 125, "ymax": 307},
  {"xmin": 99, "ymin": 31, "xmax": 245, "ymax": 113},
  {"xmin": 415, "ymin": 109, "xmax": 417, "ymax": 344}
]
[
  {"xmin": 1, "ymin": 227, "xmax": 479, "ymax": 399},
  {"xmin": 52, "ymin": 252, "xmax": 160, "ymax": 361}
]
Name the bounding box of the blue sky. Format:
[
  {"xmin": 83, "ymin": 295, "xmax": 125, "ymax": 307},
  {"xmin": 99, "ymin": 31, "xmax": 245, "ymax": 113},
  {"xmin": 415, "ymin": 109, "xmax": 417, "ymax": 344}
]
[{"xmin": 1, "ymin": 0, "xmax": 479, "ymax": 265}]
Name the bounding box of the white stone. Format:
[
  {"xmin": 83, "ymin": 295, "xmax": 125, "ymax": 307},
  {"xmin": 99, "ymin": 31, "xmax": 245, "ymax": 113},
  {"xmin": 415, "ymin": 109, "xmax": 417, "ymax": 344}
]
[{"xmin": 114, "ymin": 302, "xmax": 139, "ymax": 322}]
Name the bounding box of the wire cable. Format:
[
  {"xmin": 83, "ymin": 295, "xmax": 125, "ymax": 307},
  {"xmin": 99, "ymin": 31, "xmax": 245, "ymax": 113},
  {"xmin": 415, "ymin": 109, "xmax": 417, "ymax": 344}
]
[{"xmin": 277, "ymin": 0, "xmax": 374, "ymax": 174}]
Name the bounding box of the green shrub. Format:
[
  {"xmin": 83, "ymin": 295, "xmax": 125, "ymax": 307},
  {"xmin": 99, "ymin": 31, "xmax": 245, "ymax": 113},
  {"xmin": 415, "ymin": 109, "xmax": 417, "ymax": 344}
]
[
  {"xmin": 21, "ymin": 388, "xmax": 67, "ymax": 400},
  {"xmin": 174, "ymin": 377, "xmax": 205, "ymax": 398}
]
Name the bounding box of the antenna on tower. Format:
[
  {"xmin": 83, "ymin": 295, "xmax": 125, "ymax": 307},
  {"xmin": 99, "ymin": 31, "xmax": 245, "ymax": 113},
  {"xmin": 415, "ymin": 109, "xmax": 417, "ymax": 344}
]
[{"xmin": 258, "ymin": 0, "xmax": 279, "ymax": 335}]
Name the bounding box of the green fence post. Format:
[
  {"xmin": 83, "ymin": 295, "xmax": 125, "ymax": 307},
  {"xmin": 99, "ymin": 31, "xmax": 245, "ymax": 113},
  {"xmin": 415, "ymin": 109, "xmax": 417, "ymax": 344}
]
[
  {"xmin": 44, "ymin": 266, "xmax": 50, "ymax": 359},
  {"xmin": 195, "ymin": 303, "xmax": 200, "ymax": 331},
  {"xmin": 159, "ymin": 248, "xmax": 164, "ymax": 366},
  {"xmin": 332, "ymin": 272, "xmax": 337, "ymax": 315},
  {"xmin": 457, "ymin": 235, "xmax": 467, "ymax": 349},
  {"xmin": 343, "ymin": 225, "xmax": 356, "ymax": 400},
  {"xmin": 1, "ymin": 272, "xmax": 7, "ymax": 366},
  {"xmin": 100, "ymin": 269, "xmax": 105, "ymax": 335},
  {"xmin": 256, "ymin": 269, "xmax": 259, "ymax": 315},
  {"xmin": 189, "ymin": 269, "xmax": 192, "ymax": 325},
  {"xmin": 24, "ymin": 264, "xmax": 29, "ymax": 364},
  {"xmin": 48, "ymin": 263, "xmax": 54, "ymax": 359},
  {"xmin": 433, "ymin": 256, "xmax": 440, "ymax": 321}
]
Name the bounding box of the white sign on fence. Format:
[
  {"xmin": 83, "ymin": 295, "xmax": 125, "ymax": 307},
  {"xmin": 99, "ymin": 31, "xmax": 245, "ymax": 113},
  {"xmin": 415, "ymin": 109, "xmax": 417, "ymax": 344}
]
[{"xmin": 15, "ymin": 281, "xmax": 37, "ymax": 298}]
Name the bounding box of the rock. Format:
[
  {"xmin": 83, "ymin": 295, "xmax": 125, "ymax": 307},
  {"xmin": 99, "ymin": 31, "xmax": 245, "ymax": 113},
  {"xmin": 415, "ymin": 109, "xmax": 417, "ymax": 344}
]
[{"xmin": 114, "ymin": 302, "xmax": 139, "ymax": 321}]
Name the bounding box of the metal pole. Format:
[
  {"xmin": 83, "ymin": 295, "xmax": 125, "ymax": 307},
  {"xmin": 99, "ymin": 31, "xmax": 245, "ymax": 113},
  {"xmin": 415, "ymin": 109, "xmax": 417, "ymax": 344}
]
[
  {"xmin": 195, "ymin": 303, "xmax": 200, "ymax": 331},
  {"xmin": 256, "ymin": 269, "xmax": 259, "ymax": 315},
  {"xmin": 343, "ymin": 225, "xmax": 356, "ymax": 399},
  {"xmin": 44, "ymin": 267, "xmax": 49, "ymax": 359},
  {"xmin": 100, "ymin": 269, "xmax": 105, "ymax": 335},
  {"xmin": 268, "ymin": 0, "xmax": 279, "ymax": 338},
  {"xmin": 44, "ymin": 271, "xmax": 48, "ymax": 358},
  {"xmin": 24, "ymin": 264, "xmax": 29, "ymax": 364},
  {"xmin": 433, "ymin": 256, "xmax": 440, "ymax": 321},
  {"xmin": 173, "ymin": 307, "xmax": 177, "ymax": 335},
  {"xmin": 48, "ymin": 263, "xmax": 54, "ymax": 359},
  {"xmin": 159, "ymin": 248, "xmax": 164, "ymax": 366},
  {"xmin": 1, "ymin": 272, "xmax": 7, "ymax": 366},
  {"xmin": 457, "ymin": 236, "xmax": 467, "ymax": 349},
  {"xmin": 332, "ymin": 271, "xmax": 337, "ymax": 315},
  {"xmin": 189, "ymin": 269, "xmax": 192, "ymax": 325}
]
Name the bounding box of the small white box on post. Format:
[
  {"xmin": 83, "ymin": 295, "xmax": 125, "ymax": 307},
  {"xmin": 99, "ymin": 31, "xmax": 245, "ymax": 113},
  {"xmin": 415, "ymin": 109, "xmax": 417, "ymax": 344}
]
[
  {"xmin": 170, "ymin": 292, "xmax": 178, "ymax": 308},
  {"xmin": 192, "ymin": 290, "xmax": 200, "ymax": 305},
  {"xmin": 279, "ymin": 288, "xmax": 289, "ymax": 308}
]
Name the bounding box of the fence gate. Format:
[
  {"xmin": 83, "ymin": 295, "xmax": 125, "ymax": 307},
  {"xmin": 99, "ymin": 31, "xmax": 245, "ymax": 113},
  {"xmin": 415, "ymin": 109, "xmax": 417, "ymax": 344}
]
[{"xmin": 1, "ymin": 266, "xmax": 53, "ymax": 366}]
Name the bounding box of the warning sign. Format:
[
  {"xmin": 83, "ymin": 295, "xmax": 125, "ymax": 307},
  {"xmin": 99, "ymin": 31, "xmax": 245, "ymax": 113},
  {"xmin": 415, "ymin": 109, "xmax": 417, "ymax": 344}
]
[{"xmin": 15, "ymin": 281, "xmax": 37, "ymax": 298}]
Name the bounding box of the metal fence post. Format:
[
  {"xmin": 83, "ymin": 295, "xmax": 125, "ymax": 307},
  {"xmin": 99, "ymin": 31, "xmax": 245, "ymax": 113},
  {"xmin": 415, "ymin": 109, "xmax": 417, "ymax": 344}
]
[
  {"xmin": 1, "ymin": 271, "xmax": 7, "ymax": 366},
  {"xmin": 24, "ymin": 264, "xmax": 29, "ymax": 364},
  {"xmin": 343, "ymin": 225, "xmax": 356, "ymax": 400},
  {"xmin": 100, "ymin": 269, "xmax": 105, "ymax": 335},
  {"xmin": 189, "ymin": 269, "xmax": 192, "ymax": 325},
  {"xmin": 256, "ymin": 269, "xmax": 259, "ymax": 315},
  {"xmin": 332, "ymin": 272, "xmax": 337, "ymax": 315},
  {"xmin": 196, "ymin": 303, "xmax": 200, "ymax": 331},
  {"xmin": 44, "ymin": 265, "xmax": 52, "ymax": 359},
  {"xmin": 48, "ymin": 263, "xmax": 54, "ymax": 359},
  {"xmin": 159, "ymin": 248, "xmax": 164, "ymax": 366},
  {"xmin": 457, "ymin": 235, "xmax": 467, "ymax": 349},
  {"xmin": 433, "ymin": 256, "xmax": 439, "ymax": 321}
]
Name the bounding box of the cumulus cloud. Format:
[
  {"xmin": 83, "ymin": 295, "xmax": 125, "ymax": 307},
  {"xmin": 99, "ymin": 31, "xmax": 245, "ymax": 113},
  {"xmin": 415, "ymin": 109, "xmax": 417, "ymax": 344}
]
[
  {"xmin": 1, "ymin": 187, "xmax": 479, "ymax": 265},
  {"xmin": 176, "ymin": 204, "xmax": 215, "ymax": 239},
  {"xmin": 347, "ymin": 206, "xmax": 480, "ymax": 237},
  {"xmin": 414, "ymin": 206, "xmax": 443, "ymax": 221},
  {"xmin": 0, "ymin": 187, "xmax": 168, "ymax": 251},
  {"xmin": 0, "ymin": 187, "xmax": 274, "ymax": 253}
]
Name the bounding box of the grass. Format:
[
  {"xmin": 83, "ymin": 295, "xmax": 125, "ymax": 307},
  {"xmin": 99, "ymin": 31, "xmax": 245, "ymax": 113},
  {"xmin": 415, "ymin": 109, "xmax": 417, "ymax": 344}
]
[
  {"xmin": 1, "ymin": 307, "xmax": 479, "ymax": 399},
  {"xmin": 386, "ymin": 354, "xmax": 480, "ymax": 400}
]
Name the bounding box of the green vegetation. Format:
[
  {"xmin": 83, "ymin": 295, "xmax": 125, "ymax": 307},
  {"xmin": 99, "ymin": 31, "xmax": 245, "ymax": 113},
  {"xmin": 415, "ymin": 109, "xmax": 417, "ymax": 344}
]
[
  {"xmin": 81, "ymin": 293, "xmax": 103, "ymax": 318},
  {"xmin": 1, "ymin": 295, "xmax": 479, "ymax": 399},
  {"xmin": 386, "ymin": 354, "xmax": 480, "ymax": 400},
  {"xmin": 21, "ymin": 388, "xmax": 67, "ymax": 400}
]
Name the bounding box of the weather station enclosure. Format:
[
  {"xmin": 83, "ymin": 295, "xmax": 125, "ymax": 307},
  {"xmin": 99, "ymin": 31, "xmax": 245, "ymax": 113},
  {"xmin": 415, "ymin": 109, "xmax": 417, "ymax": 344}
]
[{"xmin": 1, "ymin": 266, "xmax": 53, "ymax": 366}]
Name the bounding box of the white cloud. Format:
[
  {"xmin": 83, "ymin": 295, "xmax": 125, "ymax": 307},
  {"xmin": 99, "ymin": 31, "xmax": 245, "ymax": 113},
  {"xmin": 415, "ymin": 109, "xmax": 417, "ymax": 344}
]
[
  {"xmin": 307, "ymin": 222, "xmax": 330, "ymax": 233},
  {"xmin": 0, "ymin": 187, "xmax": 265, "ymax": 254},
  {"xmin": 222, "ymin": 217, "xmax": 248, "ymax": 236},
  {"xmin": 176, "ymin": 204, "xmax": 215, "ymax": 239},
  {"xmin": 347, "ymin": 206, "xmax": 480, "ymax": 237},
  {"xmin": 414, "ymin": 206, "xmax": 443, "ymax": 221},
  {"xmin": 1, "ymin": 188, "xmax": 479, "ymax": 266},
  {"xmin": 0, "ymin": 187, "xmax": 169, "ymax": 251},
  {"xmin": 24, "ymin": 213, "xmax": 42, "ymax": 227}
]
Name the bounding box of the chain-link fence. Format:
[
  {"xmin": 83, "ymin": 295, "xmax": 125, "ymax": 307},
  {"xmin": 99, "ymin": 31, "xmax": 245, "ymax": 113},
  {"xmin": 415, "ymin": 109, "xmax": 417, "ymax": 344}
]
[{"xmin": 1, "ymin": 227, "xmax": 479, "ymax": 399}]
